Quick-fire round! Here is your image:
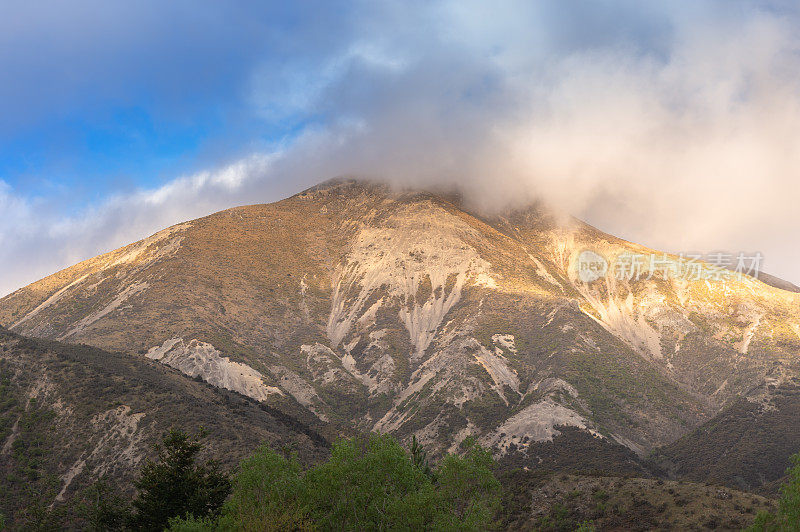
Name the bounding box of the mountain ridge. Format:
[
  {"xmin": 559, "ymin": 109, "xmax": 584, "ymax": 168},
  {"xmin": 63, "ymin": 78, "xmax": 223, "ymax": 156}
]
[
  {"xmin": 0, "ymin": 323, "xmax": 331, "ymax": 522},
  {"xmin": 2, "ymin": 179, "xmax": 799, "ymax": 491}
]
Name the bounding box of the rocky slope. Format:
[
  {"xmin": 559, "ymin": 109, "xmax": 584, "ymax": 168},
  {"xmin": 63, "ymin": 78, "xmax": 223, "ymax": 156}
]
[
  {"xmin": 652, "ymin": 378, "xmax": 800, "ymax": 494},
  {"xmin": 2, "ymin": 179, "xmax": 799, "ymax": 486},
  {"xmin": 0, "ymin": 326, "xmax": 329, "ymax": 523},
  {"xmin": 501, "ymin": 469, "xmax": 775, "ymax": 531}
]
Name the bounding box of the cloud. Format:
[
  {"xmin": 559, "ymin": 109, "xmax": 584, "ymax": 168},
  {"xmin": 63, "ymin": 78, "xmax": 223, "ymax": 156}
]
[{"xmin": 2, "ymin": 0, "xmax": 800, "ymax": 296}]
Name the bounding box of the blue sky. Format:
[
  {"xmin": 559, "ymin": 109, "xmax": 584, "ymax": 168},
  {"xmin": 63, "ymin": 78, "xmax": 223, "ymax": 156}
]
[
  {"xmin": 2, "ymin": 0, "xmax": 800, "ymax": 295},
  {"xmin": 0, "ymin": 0, "xmax": 684, "ymax": 202},
  {"xmin": 0, "ymin": 2, "xmax": 335, "ymax": 206}
]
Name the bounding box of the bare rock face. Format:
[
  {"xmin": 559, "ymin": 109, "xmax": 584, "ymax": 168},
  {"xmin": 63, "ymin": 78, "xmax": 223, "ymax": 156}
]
[
  {"xmin": 146, "ymin": 337, "xmax": 285, "ymax": 402},
  {"xmin": 0, "ymin": 326, "xmax": 330, "ymax": 518},
  {"xmin": 2, "ymin": 179, "xmax": 800, "ymax": 470}
]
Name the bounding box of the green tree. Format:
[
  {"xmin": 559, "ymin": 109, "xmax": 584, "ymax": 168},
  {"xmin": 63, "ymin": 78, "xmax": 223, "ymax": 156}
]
[
  {"xmin": 76, "ymin": 479, "xmax": 131, "ymax": 531},
  {"xmin": 170, "ymin": 433, "xmax": 501, "ymax": 531},
  {"xmin": 302, "ymin": 433, "xmax": 439, "ymax": 530},
  {"xmin": 218, "ymin": 445, "xmax": 311, "ymax": 531},
  {"xmin": 747, "ymin": 452, "xmax": 800, "ymax": 531},
  {"xmin": 130, "ymin": 428, "xmax": 231, "ymax": 531},
  {"xmin": 411, "ymin": 434, "xmax": 435, "ymax": 481},
  {"xmin": 433, "ymin": 437, "xmax": 501, "ymax": 530}
]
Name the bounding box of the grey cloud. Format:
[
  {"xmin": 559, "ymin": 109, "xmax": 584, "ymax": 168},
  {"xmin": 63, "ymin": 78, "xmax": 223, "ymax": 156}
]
[{"xmin": 2, "ymin": 0, "xmax": 800, "ymax": 296}]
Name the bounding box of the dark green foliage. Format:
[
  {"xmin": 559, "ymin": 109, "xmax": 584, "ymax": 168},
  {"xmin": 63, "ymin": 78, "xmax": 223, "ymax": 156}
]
[
  {"xmin": 76, "ymin": 479, "xmax": 132, "ymax": 531},
  {"xmin": 747, "ymin": 452, "xmax": 800, "ymax": 531},
  {"xmin": 170, "ymin": 433, "xmax": 501, "ymax": 531},
  {"xmin": 652, "ymin": 381, "xmax": 800, "ymax": 493},
  {"xmin": 411, "ymin": 434, "xmax": 434, "ymax": 480},
  {"xmin": 130, "ymin": 429, "xmax": 231, "ymax": 531}
]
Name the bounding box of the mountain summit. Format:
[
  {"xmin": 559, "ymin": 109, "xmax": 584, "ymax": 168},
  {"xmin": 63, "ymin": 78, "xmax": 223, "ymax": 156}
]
[{"xmin": 2, "ymin": 179, "xmax": 799, "ymax": 480}]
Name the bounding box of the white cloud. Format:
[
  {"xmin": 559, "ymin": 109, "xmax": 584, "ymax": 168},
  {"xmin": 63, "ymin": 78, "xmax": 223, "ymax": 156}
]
[
  {"xmin": 0, "ymin": 154, "xmax": 291, "ymax": 296},
  {"xmin": 2, "ymin": 1, "xmax": 800, "ymax": 296}
]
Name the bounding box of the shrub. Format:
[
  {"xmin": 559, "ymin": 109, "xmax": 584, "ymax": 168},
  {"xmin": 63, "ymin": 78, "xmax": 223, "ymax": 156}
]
[
  {"xmin": 170, "ymin": 433, "xmax": 500, "ymax": 531},
  {"xmin": 747, "ymin": 452, "xmax": 800, "ymax": 531},
  {"xmin": 77, "ymin": 479, "xmax": 131, "ymax": 531}
]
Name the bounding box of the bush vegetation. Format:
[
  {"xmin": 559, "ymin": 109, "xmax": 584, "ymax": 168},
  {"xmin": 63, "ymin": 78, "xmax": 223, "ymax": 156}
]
[
  {"xmin": 747, "ymin": 451, "xmax": 800, "ymax": 531},
  {"xmin": 169, "ymin": 432, "xmax": 500, "ymax": 531},
  {"xmin": 129, "ymin": 429, "xmax": 231, "ymax": 531},
  {"xmin": 165, "ymin": 433, "xmax": 500, "ymax": 531},
  {"xmin": 74, "ymin": 430, "xmax": 500, "ymax": 531}
]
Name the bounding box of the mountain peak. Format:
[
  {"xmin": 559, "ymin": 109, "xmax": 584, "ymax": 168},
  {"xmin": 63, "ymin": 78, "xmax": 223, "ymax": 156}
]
[{"xmin": 2, "ymin": 179, "xmax": 799, "ymax": 471}]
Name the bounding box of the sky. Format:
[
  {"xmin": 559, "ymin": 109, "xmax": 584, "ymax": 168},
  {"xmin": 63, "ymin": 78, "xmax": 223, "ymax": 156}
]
[{"xmin": 2, "ymin": 0, "xmax": 800, "ymax": 296}]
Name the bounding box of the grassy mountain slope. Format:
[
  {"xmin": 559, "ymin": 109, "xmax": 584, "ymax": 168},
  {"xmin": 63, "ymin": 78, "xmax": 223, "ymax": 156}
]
[
  {"xmin": 500, "ymin": 469, "xmax": 775, "ymax": 531},
  {"xmin": 1, "ymin": 179, "xmax": 799, "ymax": 489},
  {"xmin": 0, "ymin": 326, "xmax": 329, "ymax": 525},
  {"xmin": 651, "ymin": 379, "xmax": 800, "ymax": 494}
]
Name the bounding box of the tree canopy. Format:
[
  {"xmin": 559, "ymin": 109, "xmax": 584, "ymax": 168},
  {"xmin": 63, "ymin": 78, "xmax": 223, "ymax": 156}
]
[
  {"xmin": 130, "ymin": 428, "xmax": 231, "ymax": 531},
  {"xmin": 170, "ymin": 433, "xmax": 500, "ymax": 531},
  {"xmin": 747, "ymin": 451, "xmax": 800, "ymax": 532}
]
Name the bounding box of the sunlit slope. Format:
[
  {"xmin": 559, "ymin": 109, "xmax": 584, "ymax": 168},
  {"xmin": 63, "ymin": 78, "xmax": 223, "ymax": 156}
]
[{"xmin": 2, "ymin": 179, "xmax": 799, "ymax": 465}]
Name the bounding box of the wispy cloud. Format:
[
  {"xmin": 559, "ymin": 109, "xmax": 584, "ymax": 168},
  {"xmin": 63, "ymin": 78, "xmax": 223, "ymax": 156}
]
[{"xmin": 2, "ymin": 0, "xmax": 800, "ymax": 296}]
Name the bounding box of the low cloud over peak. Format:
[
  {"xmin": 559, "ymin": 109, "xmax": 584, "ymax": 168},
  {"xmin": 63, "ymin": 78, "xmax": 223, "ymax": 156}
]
[{"xmin": 1, "ymin": 1, "xmax": 799, "ymax": 295}]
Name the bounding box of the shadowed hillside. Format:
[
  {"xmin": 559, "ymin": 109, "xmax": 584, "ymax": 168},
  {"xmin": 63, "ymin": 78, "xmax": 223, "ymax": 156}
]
[
  {"xmin": 651, "ymin": 380, "xmax": 800, "ymax": 495},
  {"xmin": 0, "ymin": 326, "xmax": 330, "ymax": 525}
]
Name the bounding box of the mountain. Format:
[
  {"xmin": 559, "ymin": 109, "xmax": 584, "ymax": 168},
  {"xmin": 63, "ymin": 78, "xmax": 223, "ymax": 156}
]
[
  {"xmin": 750, "ymin": 271, "xmax": 800, "ymax": 293},
  {"xmin": 652, "ymin": 378, "xmax": 800, "ymax": 494},
  {"xmin": 500, "ymin": 469, "xmax": 776, "ymax": 531},
  {"xmin": 2, "ymin": 179, "xmax": 799, "ymax": 490},
  {"xmin": 0, "ymin": 325, "xmax": 329, "ymax": 522}
]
